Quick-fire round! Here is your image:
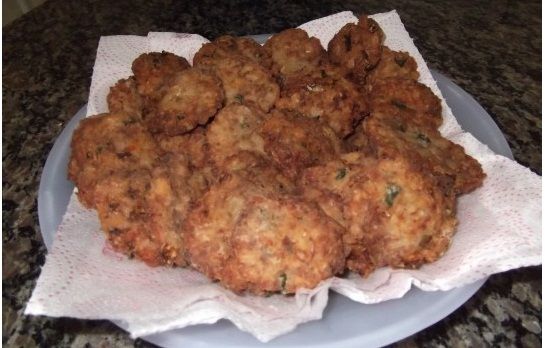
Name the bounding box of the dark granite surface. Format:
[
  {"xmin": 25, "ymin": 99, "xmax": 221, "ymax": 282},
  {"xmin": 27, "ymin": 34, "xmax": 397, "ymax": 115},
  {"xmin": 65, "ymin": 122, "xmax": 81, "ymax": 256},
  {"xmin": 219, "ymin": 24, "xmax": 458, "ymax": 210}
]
[{"xmin": 3, "ymin": 0, "xmax": 541, "ymax": 347}]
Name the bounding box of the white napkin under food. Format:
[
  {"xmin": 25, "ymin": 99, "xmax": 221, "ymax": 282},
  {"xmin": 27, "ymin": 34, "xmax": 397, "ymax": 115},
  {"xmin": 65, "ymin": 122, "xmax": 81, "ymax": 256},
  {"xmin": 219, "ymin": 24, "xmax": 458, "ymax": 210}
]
[{"xmin": 26, "ymin": 10, "xmax": 542, "ymax": 342}]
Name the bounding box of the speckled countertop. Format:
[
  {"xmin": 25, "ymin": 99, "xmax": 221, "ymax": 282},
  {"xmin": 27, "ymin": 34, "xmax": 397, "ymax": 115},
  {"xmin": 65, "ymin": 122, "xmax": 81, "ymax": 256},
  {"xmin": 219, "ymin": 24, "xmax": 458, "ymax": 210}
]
[{"xmin": 3, "ymin": 0, "xmax": 541, "ymax": 347}]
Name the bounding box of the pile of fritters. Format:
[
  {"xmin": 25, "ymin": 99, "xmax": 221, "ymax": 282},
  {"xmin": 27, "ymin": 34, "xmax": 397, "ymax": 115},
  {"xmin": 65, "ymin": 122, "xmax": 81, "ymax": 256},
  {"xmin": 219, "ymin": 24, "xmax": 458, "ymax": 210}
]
[{"xmin": 68, "ymin": 15, "xmax": 485, "ymax": 295}]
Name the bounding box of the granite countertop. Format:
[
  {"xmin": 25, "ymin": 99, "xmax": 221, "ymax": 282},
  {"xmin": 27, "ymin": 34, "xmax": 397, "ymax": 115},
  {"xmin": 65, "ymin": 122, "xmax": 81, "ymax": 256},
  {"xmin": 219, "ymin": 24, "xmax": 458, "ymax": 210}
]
[{"xmin": 3, "ymin": 0, "xmax": 541, "ymax": 347}]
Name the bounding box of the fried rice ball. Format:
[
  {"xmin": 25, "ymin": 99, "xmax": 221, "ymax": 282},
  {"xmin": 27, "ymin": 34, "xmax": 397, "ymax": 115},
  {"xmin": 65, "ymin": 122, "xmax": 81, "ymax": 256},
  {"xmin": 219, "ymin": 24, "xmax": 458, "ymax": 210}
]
[
  {"xmin": 363, "ymin": 115, "xmax": 486, "ymax": 195},
  {"xmin": 300, "ymin": 152, "xmax": 457, "ymax": 276},
  {"xmin": 145, "ymin": 67, "xmax": 224, "ymax": 135},
  {"xmin": 275, "ymin": 74, "xmax": 369, "ymax": 137},
  {"xmin": 107, "ymin": 77, "xmax": 143, "ymax": 118},
  {"xmin": 94, "ymin": 166, "xmax": 185, "ymax": 267},
  {"xmin": 131, "ymin": 51, "xmax": 190, "ymax": 101},
  {"xmin": 184, "ymin": 174, "xmax": 345, "ymax": 294},
  {"xmin": 264, "ymin": 28, "xmax": 327, "ymax": 79},
  {"xmin": 365, "ymin": 46, "xmax": 419, "ymax": 86},
  {"xmin": 369, "ymin": 78, "xmax": 443, "ymax": 128},
  {"xmin": 68, "ymin": 112, "xmax": 161, "ymax": 208},
  {"xmin": 196, "ymin": 55, "xmax": 279, "ymax": 112},
  {"xmin": 258, "ymin": 110, "xmax": 343, "ymax": 179},
  {"xmin": 207, "ymin": 103, "xmax": 267, "ymax": 167},
  {"xmin": 328, "ymin": 15, "xmax": 384, "ymax": 84},
  {"xmin": 194, "ymin": 35, "xmax": 272, "ymax": 69}
]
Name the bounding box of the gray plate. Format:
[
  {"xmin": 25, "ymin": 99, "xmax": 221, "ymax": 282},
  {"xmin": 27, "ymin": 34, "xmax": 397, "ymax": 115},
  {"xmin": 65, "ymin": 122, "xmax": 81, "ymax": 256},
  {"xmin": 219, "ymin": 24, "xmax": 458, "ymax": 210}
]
[{"xmin": 38, "ymin": 70, "xmax": 512, "ymax": 348}]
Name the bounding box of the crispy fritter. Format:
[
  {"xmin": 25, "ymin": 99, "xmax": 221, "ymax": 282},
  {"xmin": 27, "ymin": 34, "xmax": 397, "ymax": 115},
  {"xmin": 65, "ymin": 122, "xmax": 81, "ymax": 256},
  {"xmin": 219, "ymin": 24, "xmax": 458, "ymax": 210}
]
[
  {"xmin": 207, "ymin": 103, "xmax": 267, "ymax": 167},
  {"xmin": 366, "ymin": 47, "xmax": 419, "ymax": 86},
  {"xmin": 369, "ymin": 78, "xmax": 442, "ymax": 128},
  {"xmin": 194, "ymin": 35, "xmax": 272, "ymax": 69},
  {"xmin": 220, "ymin": 151, "xmax": 296, "ymax": 194},
  {"xmin": 94, "ymin": 166, "xmax": 185, "ymax": 267},
  {"xmin": 146, "ymin": 67, "xmax": 224, "ymax": 135},
  {"xmin": 184, "ymin": 174, "xmax": 345, "ymax": 294},
  {"xmin": 107, "ymin": 77, "xmax": 143, "ymax": 118},
  {"xmin": 300, "ymin": 152, "xmax": 457, "ymax": 276},
  {"xmin": 258, "ymin": 110, "xmax": 343, "ymax": 179},
  {"xmin": 264, "ymin": 28, "xmax": 327, "ymax": 78},
  {"xmin": 132, "ymin": 51, "xmax": 190, "ymax": 101},
  {"xmin": 363, "ymin": 115, "xmax": 486, "ymax": 195},
  {"xmin": 275, "ymin": 74, "xmax": 369, "ymax": 137},
  {"xmin": 155, "ymin": 126, "xmax": 210, "ymax": 169},
  {"xmin": 196, "ymin": 55, "xmax": 279, "ymax": 112},
  {"xmin": 68, "ymin": 113, "xmax": 160, "ymax": 208},
  {"xmin": 328, "ymin": 15, "xmax": 384, "ymax": 84}
]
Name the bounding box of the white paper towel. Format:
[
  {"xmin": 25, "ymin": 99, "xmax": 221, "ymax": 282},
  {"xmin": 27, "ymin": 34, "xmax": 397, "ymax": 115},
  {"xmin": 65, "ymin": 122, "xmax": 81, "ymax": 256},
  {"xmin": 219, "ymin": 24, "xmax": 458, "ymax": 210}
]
[{"xmin": 26, "ymin": 10, "xmax": 542, "ymax": 343}]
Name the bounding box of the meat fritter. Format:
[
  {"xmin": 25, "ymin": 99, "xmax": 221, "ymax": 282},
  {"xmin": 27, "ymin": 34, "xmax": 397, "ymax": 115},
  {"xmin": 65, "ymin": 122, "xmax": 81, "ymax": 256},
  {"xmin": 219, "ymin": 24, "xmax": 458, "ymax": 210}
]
[
  {"xmin": 300, "ymin": 152, "xmax": 457, "ymax": 276},
  {"xmin": 258, "ymin": 110, "xmax": 343, "ymax": 179},
  {"xmin": 196, "ymin": 55, "xmax": 279, "ymax": 112},
  {"xmin": 328, "ymin": 15, "xmax": 384, "ymax": 84},
  {"xmin": 369, "ymin": 78, "xmax": 442, "ymax": 128},
  {"xmin": 264, "ymin": 28, "xmax": 327, "ymax": 79},
  {"xmin": 184, "ymin": 174, "xmax": 345, "ymax": 294},
  {"xmin": 146, "ymin": 67, "xmax": 224, "ymax": 135},
  {"xmin": 275, "ymin": 74, "xmax": 369, "ymax": 137},
  {"xmin": 194, "ymin": 35, "xmax": 272, "ymax": 69},
  {"xmin": 207, "ymin": 103, "xmax": 267, "ymax": 167},
  {"xmin": 131, "ymin": 51, "xmax": 190, "ymax": 101},
  {"xmin": 94, "ymin": 166, "xmax": 185, "ymax": 267},
  {"xmin": 68, "ymin": 112, "xmax": 160, "ymax": 208},
  {"xmin": 220, "ymin": 151, "xmax": 296, "ymax": 194},
  {"xmin": 155, "ymin": 126, "xmax": 210, "ymax": 169},
  {"xmin": 107, "ymin": 77, "xmax": 143, "ymax": 118},
  {"xmin": 363, "ymin": 115, "xmax": 486, "ymax": 195},
  {"xmin": 366, "ymin": 46, "xmax": 419, "ymax": 86}
]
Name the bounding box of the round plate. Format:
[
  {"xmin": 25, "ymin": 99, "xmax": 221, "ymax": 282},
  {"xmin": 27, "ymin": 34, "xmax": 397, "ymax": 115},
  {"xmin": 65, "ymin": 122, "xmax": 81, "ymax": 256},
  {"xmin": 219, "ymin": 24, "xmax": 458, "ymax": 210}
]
[{"xmin": 38, "ymin": 70, "xmax": 513, "ymax": 348}]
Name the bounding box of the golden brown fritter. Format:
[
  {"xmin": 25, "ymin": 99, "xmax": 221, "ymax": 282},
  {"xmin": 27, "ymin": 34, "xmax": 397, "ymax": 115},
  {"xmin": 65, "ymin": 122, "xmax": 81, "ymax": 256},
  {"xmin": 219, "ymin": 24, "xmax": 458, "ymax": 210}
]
[
  {"xmin": 196, "ymin": 55, "xmax": 279, "ymax": 112},
  {"xmin": 155, "ymin": 126, "xmax": 210, "ymax": 170},
  {"xmin": 363, "ymin": 115, "xmax": 486, "ymax": 195},
  {"xmin": 107, "ymin": 77, "xmax": 143, "ymax": 118},
  {"xmin": 258, "ymin": 110, "xmax": 343, "ymax": 179},
  {"xmin": 94, "ymin": 166, "xmax": 186, "ymax": 267},
  {"xmin": 68, "ymin": 113, "xmax": 161, "ymax": 208},
  {"xmin": 300, "ymin": 152, "xmax": 457, "ymax": 276},
  {"xmin": 369, "ymin": 78, "xmax": 443, "ymax": 128},
  {"xmin": 206, "ymin": 103, "xmax": 267, "ymax": 167},
  {"xmin": 328, "ymin": 15, "xmax": 384, "ymax": 84},
  {"xmin": 365, "ymin": 47, "xmax": 419, "ymax": 86},
  {"xmin": 264, "ymin": 28, "xmax": 327, "ymax": 79},
  {"xmin": 131, "ymin": 51, "xmax": 190, "ymax": 101},
  {"xmin": 275, "ymin": 74, "xmax": 369, "ymax": 137},
  {"xmin": 194, "ymin": 35, "xmax": 272, "ymax": 69},
  {"xmin": 184, "ymin": 174, "xmax": 345, "ymax": 294},
  {"xmin": 145, "ymin": 67, "xmax": 224, "ymax": 135}
]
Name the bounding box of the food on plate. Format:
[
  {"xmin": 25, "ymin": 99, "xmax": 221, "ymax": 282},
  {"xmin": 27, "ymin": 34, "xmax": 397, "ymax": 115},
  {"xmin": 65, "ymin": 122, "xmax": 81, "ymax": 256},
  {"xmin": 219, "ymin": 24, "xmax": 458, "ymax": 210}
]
[
  {"xmin": 328, "ymin": 15, "xmax": 384, "ymax": 84},
  {"xmin": 145, "ymin": 67, "xmax": 224, "ymax": 135},
  {"xmin": 68, "ymin": 112, "xmax": 160, "ymax": 208},
  {"xmin": 369, "ymin": 77, "xmax": 443, "ymax": 128},
  {"xmin": 196, "ymin": 55, "xmax": 279, "ymax": 112},
  {"xmin": 94, "ymin": 166, "xmax": 186, "ymax": 267},
  {"xmin": 275, "ymin": 73, "xmax": 369, "ymax": 137},
  {"xmin": 258, "ymin": 109, "xmax": 343, "ymax": 179},
  {"xmin": 300, "ymin": 152, "xmax": 457, "ymax": 276},
  {"xmin": 107, "ymin": 77, "xmax": 143, "ymax": 118},
  {"xmin": 69, "ymin": 14, "xmax": 486, "ymax": 294},
  {"xmin": 362, "ymin": 114, "xmax": 486, "ymax": 195},
  {"xmin": 131, "ymin": 51, "xmax": 190, "ymax": 101},
  {"xmin": 184, "ymin": 174, "xmax": 345, "ymax": 294},
  {"xmin": 193, "ymin": 35, "xmax": 272, "ymax": 69},
  {"xmin": 365, "ymin": 47, "xmax": 419, "ymax": 86},
  {"xmin": 264, "ymin": 28, "xmax": 327, "ymax": 79},
  {"xmin": 206, "ymin": 103, "xmax": 267, "ymax": 167}
]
